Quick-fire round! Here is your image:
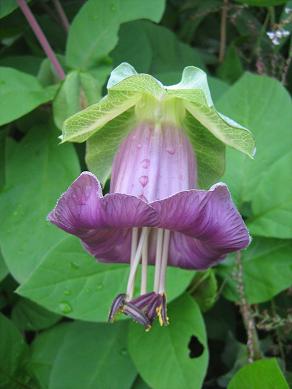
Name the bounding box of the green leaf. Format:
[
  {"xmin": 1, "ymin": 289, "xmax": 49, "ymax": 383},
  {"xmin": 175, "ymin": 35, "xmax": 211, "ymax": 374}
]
[
  {"xmin": 111, "ymin": 20, "xmax": 205, "ymax": 84},
  {"xmin": 0, "ymin": 125, "xmax": 80, "ymax": 282},
  {"xmin": 0, "ymin": 67, "xmax": 56, "ymax": 125},
  {"xmin": 31, "ymin": 321, "xmax": 136, "ymax": 389},
  {"xmin": 228, "ymin": 359, "xmax": 289, "ymax": 389},
  {"xmin": 52, "ymin": 321, "xmax": 136, "ymax": 389},
  {"xmin": 235, "ymin": 0, "xmax": 286, "ymax": 5},
  {"xmin": 217, "ymin": 238, "xmax": 292, "ymax": 304},
  {"xmin": 12, "ymin": 298, "xmax": 60, "ymax": 332},
  {"xmin": 0, "ymin": 0, "xmax": 17, "ymax": 19},
  {"xmin": 53, "ymin": 69, "xmax": 109, "ymax": 129},
  {"xmin": 0, "ymin": 313, "xmax": 31, "ymax": 388},
  {"xmin": 18, "ymin": 237, "xmax": 194, "ymax": 322},
  {"xmin": 30, "ymin": 323, "xmax": 69, "ymax": 389},
  {"xmin": 0, "ymin": 250, "xmax": 8, "ymax": 282},
  {"xmin": 188, "ymin": 270, "xmax": 218, "ymax": 312},
  {"xmin": 128, "ymin": 294, "xmax": 208, "ymax": 389},
  {"xmin": 217, "ymin": 44, "xmax": 244, "ymax": 84},
  {"xmin": 65, "ymin": 0, "xmax": 165, "ymax": 70},
  {"xmin": 218, "ymin": 73, "xmax": 292, "ymax": 238},
  {"xmin": 0, "ymin": 55, "xmax": 43, "ymax": 75}
]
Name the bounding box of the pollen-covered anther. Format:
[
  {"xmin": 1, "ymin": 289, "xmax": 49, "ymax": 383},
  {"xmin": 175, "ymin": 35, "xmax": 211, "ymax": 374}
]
[
  {"xmin": 108, "ymin": 293, "xmax": 126, "ymax": 323},
  {"xmin": 122, "ymin": 301, "xmax": 151, "ymax": 330}
]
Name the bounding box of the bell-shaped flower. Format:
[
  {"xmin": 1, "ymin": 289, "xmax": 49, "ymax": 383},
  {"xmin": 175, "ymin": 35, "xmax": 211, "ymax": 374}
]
[{"xmin": 49, "ymin": 64, "xmax": 254, "ymax": 329}]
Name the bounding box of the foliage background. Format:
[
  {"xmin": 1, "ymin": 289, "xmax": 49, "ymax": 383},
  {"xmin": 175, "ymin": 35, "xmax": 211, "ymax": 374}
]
[{"xmin": 0, "ymin": 0, "xmax": 292, "ymax": 388}]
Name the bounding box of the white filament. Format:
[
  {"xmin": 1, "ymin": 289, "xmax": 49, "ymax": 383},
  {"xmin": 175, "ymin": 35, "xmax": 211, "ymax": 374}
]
[
  {"xmin": 126, "ymin": 227, "xmax": 149, "ymax": 299},
  {"xmin": 154, "ymin": 228, "xmax": 164, "ymax": 292},
  {"xmin": 158, "ymin": 229, "xmax": 170, "ymax": 294},
  {"xmin": 141, "ymin": 234, "xmax": 148, "ymax": 295}
]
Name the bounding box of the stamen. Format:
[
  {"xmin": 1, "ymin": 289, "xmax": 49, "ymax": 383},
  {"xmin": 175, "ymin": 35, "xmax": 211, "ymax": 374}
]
[
  {"xmin": 123, "ymin": 302, "xmax": 151, "ymax": 329},
  {"xmin": 108, "ymin": 293, "xmax": 126, "ymax": 323},
  {"xmin": 126, "ymin": 227, "xmax": 149, "ymax": 299},
  {"xmin": 141, "ymin": 231, "xmax": 148, "ymax": 295},
  {"xmin": 154, "ymin": 228, "xmax": 164, "ymax": 292},
  {"xmin": 158, "ymin": 229, "xmax": 170, "ymax": 294},
  {"xmin": 130, "ymin": 227, "xmax": 138, "ymax": 267}
]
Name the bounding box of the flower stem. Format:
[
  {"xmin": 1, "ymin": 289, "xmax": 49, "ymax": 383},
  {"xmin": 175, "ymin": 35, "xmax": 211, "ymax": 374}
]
[
  {"xmin": 158, "ymin": 230, "xmax": 170, "ymax": 294},
  {"xmin": 219, "ymin": 0, "xmax": 229, "ymax": 63},
  {"xmin": 52, "ymin": 0, "xmax": 70, "ymax": 32},
  {"xmin": 235, "ymin": 251, "xmax": 262, "ymax": 362},
  {"xmin": 17, "ymin": 0, "xmax": 65, "ymax": 80}
]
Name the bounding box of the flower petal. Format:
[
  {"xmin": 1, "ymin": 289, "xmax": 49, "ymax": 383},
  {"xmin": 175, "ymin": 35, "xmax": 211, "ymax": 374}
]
[
  {"xmin": 152, "ymin": 183, "xmax": 250, "ymax": 269},
  {"xmin": 48, "ymin": 171, "xmax": 103, "ymax": 235},
  {"xmin": 101, "ymin": 193, "xmax": 159, "ymax": 227}
]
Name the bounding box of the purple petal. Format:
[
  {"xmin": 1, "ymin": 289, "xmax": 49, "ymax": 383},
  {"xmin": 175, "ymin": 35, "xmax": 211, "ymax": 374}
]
[
  {"xmin": 151, "ymin": 183, "xmax": 250, "ymax": 269},
  {"xmin": 48, "ymin": 172, "xmax": 159, "ymax": 264},
  {"xmin": 110, "ymin": 122, "xmax": 197, "ymax": 202},
  {"xmin": 101, "ymin": 193, "xmax": 159, "ymax": 227},
  {"xmin": 48, "ymin": 172, "xmax": 103, "ymax": 235}
]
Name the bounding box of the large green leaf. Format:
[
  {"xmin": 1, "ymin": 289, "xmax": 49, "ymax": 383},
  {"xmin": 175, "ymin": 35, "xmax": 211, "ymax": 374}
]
[
  {"xmin": 0, "ymin": 67, "xmax": 56, "ymax": 125},
  {"xmin": 0, "ymin": 0, "xmax": 17, "ymax": 19},
  {"xmin": 18, "ymin": 237, "xmax": 195, "ymax": 322},
  {"xmin": 111, "ymin": 20, "xmax": 205, "ymax": 84},
  {"xmin": 235, "ymin": 0, "xmax": 286, "ymax": 5},
  {"xmin": 65, "ymin": 0, "xmax": 165, "ymax": 70},
  {"xmin": 217, "ymin": 238, "xmax": 292, "ymax": 304},
  {"xmin": 128, "ymin": 294, "xmax": 208, "ymax": 389},
  {"xmin": 0, "ymin": 125, "xmax": 80, "ymax": 282},
  {"xmin": 0, "ymin": 313, "xmax": 32, "ymax": 388},
  {"xmin": 218, "ymin": 73, "xmax": 292, "ymax": 238},
  {"xmin": 228, "ymin": 359, "xmax": 289, "ymax": 389},
  {"xmin": 11, "ymin": 298, "xmax": 60, "ymax": 332},
  {"xmin": 30, "ymin": 323, "xmax": 69, "ymax": 389},
  {"xmin": 0, "ymin": 250, "xmax": 8, "ymax": 283},
  {"xmin": 31, "ymin": 321, "xmax": 136, "ymax": 389}
]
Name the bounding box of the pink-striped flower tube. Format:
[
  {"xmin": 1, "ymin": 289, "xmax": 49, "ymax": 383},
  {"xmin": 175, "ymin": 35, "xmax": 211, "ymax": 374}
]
[{"xmin": 48, "ymin": 118, "xmax": 250, "ymax": 329}]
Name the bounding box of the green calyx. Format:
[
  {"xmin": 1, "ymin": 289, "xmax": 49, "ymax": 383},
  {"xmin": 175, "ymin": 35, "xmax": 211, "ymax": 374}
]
[{"xmin": 61, "ymin": 62, "xmax": 256, "ymax": 187}]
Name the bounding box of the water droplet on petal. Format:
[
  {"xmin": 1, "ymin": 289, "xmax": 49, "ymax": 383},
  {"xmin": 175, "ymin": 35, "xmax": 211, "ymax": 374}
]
[
  {"xmin": 139, "ymin": 176, "xmax": 149, "ymax": 187},
  {"xmin": 137, "ymin": 143, "xmax": 142, "ymax": 149},
  {"xmin": 141, "ymin": 158, "xmax": 150, "ymax": 169},
  {"xmin": 59, "ymin": 301, "xmax": 72, "ymax": 314},
  {"xmin": 166, "ymin": 147, "xmax": 175, "ymax": 155}
]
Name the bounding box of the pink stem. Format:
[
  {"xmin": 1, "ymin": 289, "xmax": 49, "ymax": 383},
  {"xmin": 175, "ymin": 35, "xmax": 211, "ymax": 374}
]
[
  {"xmin": 17, "ymin": 0, "xmax": 65, "ymax": 80},
  {"xmin": 52, "ymin": 0, "xmax": 70, "ymax": 33}
]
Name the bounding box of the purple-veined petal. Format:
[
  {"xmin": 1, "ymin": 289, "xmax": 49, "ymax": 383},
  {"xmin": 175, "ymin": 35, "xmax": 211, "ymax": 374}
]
[
  {"xmin": 48, "ymin": 172, "xmax": 160, "ymax": 264},
  {"xmin": 101, "ymin": 193, "xmax": 159, "ymax": 227},
  {"xmin": 151, "ymin": 183, "xmax": 250, "ymax": 269},
  {"xmin": 48, "ymin": 171, "xmax": 103, "ymax": 235},
  {"xmin": 110, "ymin": 122, "xmax": 197, "ymax": 202}
]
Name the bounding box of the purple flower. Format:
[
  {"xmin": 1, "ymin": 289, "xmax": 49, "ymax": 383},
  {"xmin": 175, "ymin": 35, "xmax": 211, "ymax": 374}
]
[{"xmin": 48, "ymin": 120, "xmax": 250, "ymax": 329}]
